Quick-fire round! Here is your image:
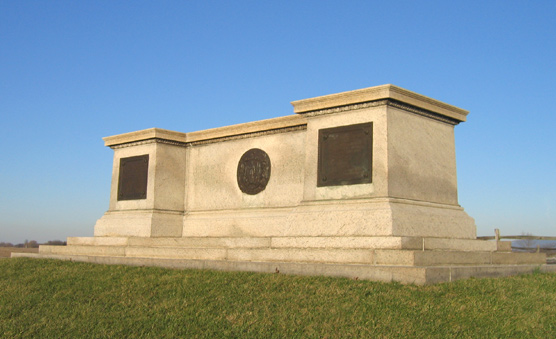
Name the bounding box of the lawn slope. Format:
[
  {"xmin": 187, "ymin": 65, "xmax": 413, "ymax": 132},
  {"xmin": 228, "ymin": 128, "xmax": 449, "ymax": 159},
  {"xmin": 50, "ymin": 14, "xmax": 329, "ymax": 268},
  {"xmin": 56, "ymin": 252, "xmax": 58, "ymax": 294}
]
[{"xmin": 1, "ymin": 258, "xmax": 555, "ymax": 338}]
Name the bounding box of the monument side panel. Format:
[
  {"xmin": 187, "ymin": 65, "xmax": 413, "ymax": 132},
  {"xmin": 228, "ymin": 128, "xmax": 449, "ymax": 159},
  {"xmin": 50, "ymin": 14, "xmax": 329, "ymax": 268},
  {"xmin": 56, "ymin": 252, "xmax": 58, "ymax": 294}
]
[
  {"xmin": 185, "ymin": 130, "xmax": 306, "ymax": 212},
  {"xmin": 152, "ymin": 142, "xmax": 187, "ymax": 212},
  {"xmin": 386, "ymin": 106, "xmax": 459, "ymax": 205},
  {"xmin": 302, "ymin": 105, "xmax": 389, "ymax": 201}
]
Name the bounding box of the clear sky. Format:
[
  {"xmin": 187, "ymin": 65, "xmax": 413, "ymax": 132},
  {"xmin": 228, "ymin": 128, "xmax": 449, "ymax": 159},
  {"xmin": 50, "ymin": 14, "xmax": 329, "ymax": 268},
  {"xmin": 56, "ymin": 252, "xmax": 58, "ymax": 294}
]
[{"xmin": 1, "ymin": 1, "xmax": 555, "ymax": 244}]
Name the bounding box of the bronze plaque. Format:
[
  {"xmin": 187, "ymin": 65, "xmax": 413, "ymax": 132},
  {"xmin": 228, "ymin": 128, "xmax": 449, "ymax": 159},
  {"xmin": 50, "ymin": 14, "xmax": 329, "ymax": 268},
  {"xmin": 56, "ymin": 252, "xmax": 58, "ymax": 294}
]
[
  {"xmin": 317, "ymin": 122, "xmax": 372, "ymax": 187},
  {"xmin": 237, "ymin": 148, "xmax": 271, "ymax": 195},
  {"xmin": 118, "ymin": 155, "xmax": 149, "ymax": 200}
]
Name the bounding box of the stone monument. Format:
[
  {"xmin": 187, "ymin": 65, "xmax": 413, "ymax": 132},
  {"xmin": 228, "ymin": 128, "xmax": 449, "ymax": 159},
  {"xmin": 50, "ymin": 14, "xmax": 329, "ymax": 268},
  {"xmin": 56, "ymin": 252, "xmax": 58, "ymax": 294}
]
[{"xmin": 14, "ymin": 84, "xmax": 553, "ymax": 284}]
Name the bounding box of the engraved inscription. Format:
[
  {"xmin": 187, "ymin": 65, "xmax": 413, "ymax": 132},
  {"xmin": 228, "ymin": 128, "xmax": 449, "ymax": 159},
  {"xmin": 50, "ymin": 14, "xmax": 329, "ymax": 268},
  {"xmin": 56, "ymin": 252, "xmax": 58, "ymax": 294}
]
[
  {"xmin": 237, "ymin": 148, "xmax": 271, "ymax": 195},
  {"xmin": 318, "ymin": 122, "xmax": 372, "ymax": 187},
  {"xmin": 118, "ymin": 155, "xmax": 149, "ymax": 200}
]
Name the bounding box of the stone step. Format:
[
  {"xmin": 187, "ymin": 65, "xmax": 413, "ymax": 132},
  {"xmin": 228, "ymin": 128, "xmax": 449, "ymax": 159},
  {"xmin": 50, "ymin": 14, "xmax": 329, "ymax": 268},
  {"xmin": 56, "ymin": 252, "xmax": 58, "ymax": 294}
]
[
  {"xmin": 272, "ymin": 237, "xmax": 504, "ymax": 252},
  {"xmin": 374, "ymin": 250, "xmax": 487, "ymax": 266},
  {"xmin": 45, "ymin": 244, "xmax": 375, "ymax": 264},
  {"xmin": 125, "ymin": 247, "xmax": 228, "ymax": 260},
  {"xmin": 128, "ymin": 237, "xmax": 271, "ymax": 249},
  {"xmin": 374, "ymin": 250, "xmax": 546, "ymax": 266},
  {"xmin": 269, "ymin": 237, "xmax": 421, "ymax": 250},
  {"xmin": 422, "ymin": 238, "xmax": 509, "ymax": 252},
  {"xmin": 67, "ymin": 237, "xmax": 129, "ymax": 246},
  {"xmin": 41, "ymin": 244, "xmax": 226, "ymax": 261},
  {"xmin": 39, "ymin": 245, "xmax": 125, "ymax": 257},
  {"xmin": 66, "ymin": 236, "xmax": 504, "ymax": 252},
  {"xmin": 67, "ymin": 236, "xmax": 271, "ymax": 248},
  {"xmin": 43, "ymin": 243, "xmax": 543, "ymax": 267},
  {"xmin": 11, "ymin": 252, "xmax": 556, "ymax": 285},
  {"xmin": 491, "ymin": 252, "xmax": 546, "ymax": 265},
  {"xmin": 226, "ymin": 248, "xmax": 374, "ymax": 264},
  {"xmin": 118, "ymin": 246, "xmax": 374, "ymax": 264}
]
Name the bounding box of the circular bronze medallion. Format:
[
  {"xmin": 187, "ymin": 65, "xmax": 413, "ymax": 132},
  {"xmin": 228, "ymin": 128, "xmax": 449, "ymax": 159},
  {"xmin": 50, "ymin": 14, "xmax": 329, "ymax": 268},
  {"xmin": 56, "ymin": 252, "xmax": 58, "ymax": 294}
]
[{"xmin": 237, "ymin": 148, "xmax": 271, "ymax": 195}]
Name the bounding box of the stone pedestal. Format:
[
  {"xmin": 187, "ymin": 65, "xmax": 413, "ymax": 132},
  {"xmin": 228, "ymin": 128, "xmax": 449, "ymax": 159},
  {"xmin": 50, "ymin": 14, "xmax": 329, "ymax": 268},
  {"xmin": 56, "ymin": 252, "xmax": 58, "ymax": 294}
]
[{"xmin": 94, "ymin": 129, "xmax": 187, "ymax": 237}]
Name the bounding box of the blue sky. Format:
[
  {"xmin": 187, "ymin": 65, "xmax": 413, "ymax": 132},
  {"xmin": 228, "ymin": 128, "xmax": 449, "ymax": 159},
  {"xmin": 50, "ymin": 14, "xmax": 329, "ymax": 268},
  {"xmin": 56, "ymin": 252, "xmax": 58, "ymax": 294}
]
[{"xmin": 1, "ymin": 1, "xmax": 555, "ymax": 244}]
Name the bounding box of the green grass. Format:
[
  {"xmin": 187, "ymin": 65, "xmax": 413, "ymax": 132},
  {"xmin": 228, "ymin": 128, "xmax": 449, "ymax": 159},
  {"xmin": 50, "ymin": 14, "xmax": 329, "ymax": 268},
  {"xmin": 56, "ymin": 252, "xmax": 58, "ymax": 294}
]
[{"xmin": 1, "ymin": 258, "xmax": 555, "ymax": 338}]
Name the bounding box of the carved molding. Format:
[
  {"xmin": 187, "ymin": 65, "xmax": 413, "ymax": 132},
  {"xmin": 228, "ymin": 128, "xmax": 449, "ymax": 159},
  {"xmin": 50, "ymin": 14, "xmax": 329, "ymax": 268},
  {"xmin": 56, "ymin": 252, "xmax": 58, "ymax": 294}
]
[
  {"xmin": 301, "ymin": 99, "xmax": 460, "ymax": 125},
  {"xmin": 110, "ymin": 138, "xmax": 188, "ymax": 149},
  {"xmin": 301, "ymin": 99, "xmax": 390, "ymax": 117},
  {"xmin": 187, "ymin": 124, "xmax": 307, "ymax": 147},
  {"xmin": 110, "ymin": 124, "xmax": 307, "ymax": 149},
  {"xmin": 387, "ymin": 100, "xmax": 460, "ymax": 125}
]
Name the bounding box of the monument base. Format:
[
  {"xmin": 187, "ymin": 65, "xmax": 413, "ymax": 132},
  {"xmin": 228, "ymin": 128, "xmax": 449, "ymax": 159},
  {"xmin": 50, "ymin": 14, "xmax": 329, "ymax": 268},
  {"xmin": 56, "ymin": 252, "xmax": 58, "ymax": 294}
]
[
  {"xmin": 13, "ymin": 240, "xmax": 552, "ymax": 284},
  {"xmin": 179, "ymin": 198, "xmax": 476, "ymax": 239},
  {"xmin": 94, "ymin": 210, "xmax": 183, "ymax": 238}
]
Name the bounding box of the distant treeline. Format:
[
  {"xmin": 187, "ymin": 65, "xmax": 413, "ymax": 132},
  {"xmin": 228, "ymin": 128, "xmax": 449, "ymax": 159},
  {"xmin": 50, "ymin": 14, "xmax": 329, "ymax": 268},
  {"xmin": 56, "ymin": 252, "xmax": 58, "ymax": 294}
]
[{"xmin": 0, "ymin": 240, "xmax": 66, "ymax": 248}]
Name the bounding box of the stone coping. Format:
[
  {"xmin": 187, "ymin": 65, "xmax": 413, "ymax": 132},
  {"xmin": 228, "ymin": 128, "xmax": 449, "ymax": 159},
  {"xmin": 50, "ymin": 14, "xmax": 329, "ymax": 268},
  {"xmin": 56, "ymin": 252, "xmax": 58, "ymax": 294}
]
[
  {"xmin": 186, "ymin": 114, "xmax": 306, "ymax": 144},
  {"xmin": 103, "ymin": 128, "xmax": 187, "ymax": 147},
  {"xmin": 291, "ymin": 84, "xmax": 469, "ymax": 122},
  {"xmin": 103, "ymin": 115, "xmax": 306, "ymax": 147}
]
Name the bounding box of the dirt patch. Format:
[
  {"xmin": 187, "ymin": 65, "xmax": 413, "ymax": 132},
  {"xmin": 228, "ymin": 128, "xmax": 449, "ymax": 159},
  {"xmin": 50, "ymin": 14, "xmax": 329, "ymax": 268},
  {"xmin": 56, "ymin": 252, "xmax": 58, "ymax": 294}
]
[{"xmin": 0, "ymin": 247, "xmax": 39, "ymax": 258}]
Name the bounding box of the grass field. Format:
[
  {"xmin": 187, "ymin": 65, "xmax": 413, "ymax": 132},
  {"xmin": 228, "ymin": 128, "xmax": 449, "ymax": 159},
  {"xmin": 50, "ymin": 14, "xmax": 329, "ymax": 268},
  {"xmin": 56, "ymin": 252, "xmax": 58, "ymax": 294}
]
[{"xmin": 1, "ymin": 258, "xmax": 555, "ymax": 338}]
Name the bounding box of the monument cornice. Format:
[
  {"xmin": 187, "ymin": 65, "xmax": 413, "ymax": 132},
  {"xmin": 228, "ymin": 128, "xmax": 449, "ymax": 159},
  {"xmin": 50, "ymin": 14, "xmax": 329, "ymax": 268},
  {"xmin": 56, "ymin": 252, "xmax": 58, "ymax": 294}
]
[
  {"xmin": 103, "ymin": 128, "xmax": 187, "ymax": 148},
  {"xmin": 387, "ymin": 99, "xmax": 461, "ymax": 125},
  {"xmin": 186, "ymin": 124, "xmax": 306, "ymax": 147},
  {"xmin": 105, "ymin": 118, "xmax": 307, "ymax": 149},
  {"xmin": 291, "ymin": 99, "xmax": 460, "ymax": 125},
  {"xmin": 291, "ymin": 84, "xmax": 468, "ymax": 123},
  {"xmin": 109, "ymin": 138, "xmax": 189, "ymax": 149}
]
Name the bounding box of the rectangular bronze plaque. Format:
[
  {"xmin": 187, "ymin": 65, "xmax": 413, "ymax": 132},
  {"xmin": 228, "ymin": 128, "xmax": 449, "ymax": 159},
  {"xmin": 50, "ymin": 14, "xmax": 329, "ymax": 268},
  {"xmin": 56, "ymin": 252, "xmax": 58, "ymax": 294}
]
[
  {"xmin": 118, "ymin": 155, "xmax": 149, "ymax": 200},
  {"xmin": 317, "ymin": 122, "xmax": 372, "ymax": 187}
]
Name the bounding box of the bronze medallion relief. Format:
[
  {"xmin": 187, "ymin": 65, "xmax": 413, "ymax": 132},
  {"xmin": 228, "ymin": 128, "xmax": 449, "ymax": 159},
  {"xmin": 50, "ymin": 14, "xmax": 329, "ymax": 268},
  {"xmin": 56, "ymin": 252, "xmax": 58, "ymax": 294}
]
[{"xmin": 237, "ymin": 148, "xmax": 271, "ymax": 195}]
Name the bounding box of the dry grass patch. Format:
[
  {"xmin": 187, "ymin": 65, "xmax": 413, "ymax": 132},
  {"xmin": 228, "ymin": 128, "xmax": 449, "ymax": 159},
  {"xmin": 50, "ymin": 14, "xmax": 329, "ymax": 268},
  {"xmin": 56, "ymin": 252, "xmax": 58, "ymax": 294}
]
[{"xmin": 0, "ymin": 247, "xmax": 38, "ymax": 258}]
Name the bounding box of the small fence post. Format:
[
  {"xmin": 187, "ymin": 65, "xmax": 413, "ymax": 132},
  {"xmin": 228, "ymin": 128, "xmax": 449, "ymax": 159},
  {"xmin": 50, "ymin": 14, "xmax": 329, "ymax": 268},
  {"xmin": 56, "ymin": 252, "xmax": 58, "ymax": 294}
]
[{"xmin": 495, "ymin": 229, "xmax": 500, "ymax": 250}]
